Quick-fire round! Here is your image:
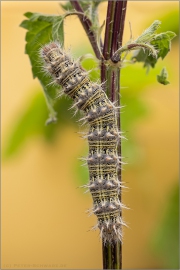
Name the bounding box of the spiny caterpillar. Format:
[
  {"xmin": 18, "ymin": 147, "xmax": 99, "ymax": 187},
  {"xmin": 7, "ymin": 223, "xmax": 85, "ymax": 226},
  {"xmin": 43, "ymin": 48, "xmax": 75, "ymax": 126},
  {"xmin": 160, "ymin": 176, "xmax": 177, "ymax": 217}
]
[{"xmin": 40, "ymin": 42, "xmax": 127, "ymax": 243}]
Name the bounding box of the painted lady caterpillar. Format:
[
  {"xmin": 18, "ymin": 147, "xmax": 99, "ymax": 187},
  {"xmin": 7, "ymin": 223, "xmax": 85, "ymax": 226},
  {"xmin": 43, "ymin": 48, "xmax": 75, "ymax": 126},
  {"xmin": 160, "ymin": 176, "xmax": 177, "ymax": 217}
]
[{"xmin": 40, "ymin": 42, "xmax": 127, "ymax": 243}]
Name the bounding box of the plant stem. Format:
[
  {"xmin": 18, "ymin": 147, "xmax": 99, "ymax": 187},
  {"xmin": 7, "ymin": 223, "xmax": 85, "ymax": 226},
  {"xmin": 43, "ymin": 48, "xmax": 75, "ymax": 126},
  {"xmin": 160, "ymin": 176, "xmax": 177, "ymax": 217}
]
[
  {"xmin": 70, "ymin": 1, "xmax": 127, "ymax": 268},
  {"xmin": 101, "ymin": 1, "xmax": 116, "ymax": 86},
  {"xmin": 111, "ymin": 1, "xmax": 127, "ymax": 61},
  {"xmin": 102, "ymin": 1, "xmax": 127, "ymax": 269},
  {"xmin": 103, "ymin": 1, "xmax": 116, "ymax": 60},
  {"xmin": 70, "ymin": 0, "xmax": 102, "ymax": 59}
]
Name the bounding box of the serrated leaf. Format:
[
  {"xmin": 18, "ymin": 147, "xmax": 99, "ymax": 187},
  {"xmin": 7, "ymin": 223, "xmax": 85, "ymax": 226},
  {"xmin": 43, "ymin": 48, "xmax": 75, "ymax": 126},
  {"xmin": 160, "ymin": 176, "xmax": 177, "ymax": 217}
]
[
  {"xmin": 135, "ymin": 20, "xmax": 161, "ymax": 43},
  {"xmin": 32, "ymin": 14, "xmax": 55, "ymax": 23},
  {"xmin": 20, "ymin": 12, "xmax": 65, "ymax": 122},
  {"xmin": 20, "ymin": 19, "xmax": 31, "ymax": 30},
  {"xmin": 151, "ymin": 31, "xmax": 176, "ymax": 60},
  {"xmin": 164, "ymin": 31, "xmax": 177, "ymax": 40},
  {"xmin": 132, "ymin": 30, "xmax": 176, "ymax": 69},
  {"xmin": 132, "ymin": 49, "xmax": 156, "ymax": 69},
  {"xmin": 157, "ymin": 67, "xmax": 170, "ymax": 85},
  {"xmin": 52, "ymin": 17, "xmax": 64, "ymax": 42}
]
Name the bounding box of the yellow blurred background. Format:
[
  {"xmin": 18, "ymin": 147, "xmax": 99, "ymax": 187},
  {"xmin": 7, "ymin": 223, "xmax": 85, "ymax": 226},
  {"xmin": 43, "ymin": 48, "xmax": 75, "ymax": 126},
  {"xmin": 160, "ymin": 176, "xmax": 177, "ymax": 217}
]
[{"xmin": 1, "ymin": 1, "xmax": 179, "ymax": 269}]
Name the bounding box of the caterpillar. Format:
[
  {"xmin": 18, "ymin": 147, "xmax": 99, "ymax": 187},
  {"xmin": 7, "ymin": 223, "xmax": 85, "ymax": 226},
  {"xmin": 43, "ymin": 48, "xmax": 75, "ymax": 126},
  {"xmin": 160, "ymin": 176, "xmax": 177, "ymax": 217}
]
[{"xmin": 40, "ymin": 41, "xmax": 127, "ymax": 244}]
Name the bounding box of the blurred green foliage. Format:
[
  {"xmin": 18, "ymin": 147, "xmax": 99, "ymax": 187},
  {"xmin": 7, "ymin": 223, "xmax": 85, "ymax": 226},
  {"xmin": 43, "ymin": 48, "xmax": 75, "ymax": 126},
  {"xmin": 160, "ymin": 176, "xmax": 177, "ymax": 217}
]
[
  {"xmin": 157, "ymin": 67, "xmax": 170, "ymax": 85},
  {"xmin": 132, "ymin": 31, "xmax": 176, "ymax": 70},
  {"xmin": 3, "ymin": 92, "xmax": 80, "ymax": 159},
  {"xmin": 150, "ymin": 183, "xmax": 179, "ymax": 268}
]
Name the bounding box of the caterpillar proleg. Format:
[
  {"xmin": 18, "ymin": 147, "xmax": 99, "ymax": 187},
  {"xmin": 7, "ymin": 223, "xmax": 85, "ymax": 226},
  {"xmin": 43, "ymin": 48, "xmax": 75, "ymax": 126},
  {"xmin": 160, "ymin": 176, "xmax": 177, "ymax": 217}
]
[{"xmin": 40, "ymin": 41, "xmax": 127, "ymax": 244}]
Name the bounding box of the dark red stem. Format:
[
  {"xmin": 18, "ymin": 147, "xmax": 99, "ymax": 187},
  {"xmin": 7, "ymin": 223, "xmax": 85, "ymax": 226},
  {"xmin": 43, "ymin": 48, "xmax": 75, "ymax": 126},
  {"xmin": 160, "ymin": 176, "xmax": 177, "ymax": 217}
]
[
  {"xmin": 111, "ymin": 1, "xmax": 127, "ymax": 62},
  {"xmin": 102, "ymin": 1, "xmax": 127, "ymax": 269},
  {"xmin": 101, "ymin": 1, "xmax": 116, "ymax": 85}
]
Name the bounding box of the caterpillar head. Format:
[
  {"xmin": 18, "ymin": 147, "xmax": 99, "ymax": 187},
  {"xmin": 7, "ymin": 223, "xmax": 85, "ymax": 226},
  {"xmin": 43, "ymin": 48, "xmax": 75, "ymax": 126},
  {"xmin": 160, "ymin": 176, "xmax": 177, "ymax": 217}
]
[{"xmin": 40, "ymin": 42, "xmax": 63, "ymax": 64}]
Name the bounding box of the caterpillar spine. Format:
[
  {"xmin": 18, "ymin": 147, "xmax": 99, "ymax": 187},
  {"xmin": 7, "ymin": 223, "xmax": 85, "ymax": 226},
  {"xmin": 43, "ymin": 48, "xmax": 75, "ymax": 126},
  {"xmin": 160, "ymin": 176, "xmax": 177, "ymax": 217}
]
[{"xmin": 40, "ymin": 41, "xmax": 127, "ymax": 244}]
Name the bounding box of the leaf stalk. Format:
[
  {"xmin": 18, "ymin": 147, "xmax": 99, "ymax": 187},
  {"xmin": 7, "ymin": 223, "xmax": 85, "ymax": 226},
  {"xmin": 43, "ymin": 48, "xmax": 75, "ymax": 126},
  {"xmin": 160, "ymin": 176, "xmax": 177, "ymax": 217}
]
[{"xmin": 70, "ymin": 0, "xmax": 102, "ymax": 59}]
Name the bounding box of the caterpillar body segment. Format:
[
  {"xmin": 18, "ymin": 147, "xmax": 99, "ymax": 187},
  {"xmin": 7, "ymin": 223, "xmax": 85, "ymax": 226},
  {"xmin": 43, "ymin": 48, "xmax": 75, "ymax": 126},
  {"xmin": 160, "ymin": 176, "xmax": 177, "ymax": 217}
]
[{"xmin": 40, "ymin": 42, "xmax": 127, "ymax": 243}]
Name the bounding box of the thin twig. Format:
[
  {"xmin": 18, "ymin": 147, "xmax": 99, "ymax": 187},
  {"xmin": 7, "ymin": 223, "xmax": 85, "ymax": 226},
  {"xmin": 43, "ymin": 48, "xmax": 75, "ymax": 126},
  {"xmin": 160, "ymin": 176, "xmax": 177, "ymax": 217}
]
[{"xmin": 70, "ymin": 1, "xmax": 102, "ymax": 59}]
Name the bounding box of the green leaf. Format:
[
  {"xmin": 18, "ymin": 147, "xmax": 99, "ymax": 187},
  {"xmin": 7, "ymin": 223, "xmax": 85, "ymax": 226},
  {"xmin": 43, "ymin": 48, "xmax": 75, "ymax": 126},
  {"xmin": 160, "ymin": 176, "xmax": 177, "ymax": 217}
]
[
  {"xmin": 132, "ymin": 30, "xmax": 176, "ymax": 69},
  {"xmin": 135, "ymin": 20, "xmax": 161, "ymax": 43},
  {"xmin": 20, "ymin": 12, "xmax": 65, "ymax": 123},
  {"xmin": 52, "ymin": 17, "xmax": 64, "ymax": 42},
  {"xmin": 151, "ymin": 31, "xmax": 176, "ymax": 60},
  {"xmin": 157, "ymin": 67, "xmax": 170, "ymax": 85},
  {"xmin": 24, "ymin": 12, "xmax": 33, "ymax": 18},
  {"xmin": 164, "ymin": 31, "xmax": 177, "ymax": 40}
]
